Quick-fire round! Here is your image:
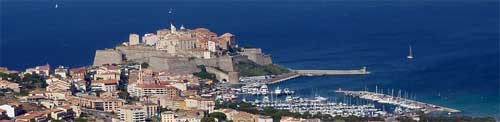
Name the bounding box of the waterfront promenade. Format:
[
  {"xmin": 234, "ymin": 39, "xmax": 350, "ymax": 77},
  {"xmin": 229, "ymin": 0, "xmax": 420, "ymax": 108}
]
[{"xmin": 335, "ymin": 89, "xmax": 461, "ymax": 114}]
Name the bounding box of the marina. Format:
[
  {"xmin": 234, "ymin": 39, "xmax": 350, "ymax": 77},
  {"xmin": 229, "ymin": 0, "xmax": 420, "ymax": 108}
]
[
  {"xmin": 235, "ymin": 83, "xmax": 295, "ymax": 95},
  {"xmin": 335, "ymin": 88, "xmax": 461, "ymax": 114},
  {"xmin": 247, "ymin": 95, "xmax": 387, "ymax": 117}
]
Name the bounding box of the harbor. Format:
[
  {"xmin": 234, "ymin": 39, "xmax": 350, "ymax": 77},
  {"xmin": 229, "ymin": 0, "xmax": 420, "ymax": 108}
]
[
  {"xmin": 335, "ymin": 88, "xmax": 461, "ymax": 114},
  {"xmin": 245, "ymin": 95, "xmax": 387, "ymax": 117},
  {"xmin": 235, "ymin": 83, "xmax": 295, "ymax": 95}
]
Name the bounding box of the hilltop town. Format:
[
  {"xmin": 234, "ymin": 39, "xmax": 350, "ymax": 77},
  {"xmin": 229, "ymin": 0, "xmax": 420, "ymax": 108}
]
[
  {"xmin": 93, "ymin": 23, "xmax": 284, "ymax": 83},
  {"xmin": 0, "ymin": 24, "xmax": 496, "ymax": 122},
  {"xmin": 0, "ymin": 24, "xmax": 318, "ymax": 122}
]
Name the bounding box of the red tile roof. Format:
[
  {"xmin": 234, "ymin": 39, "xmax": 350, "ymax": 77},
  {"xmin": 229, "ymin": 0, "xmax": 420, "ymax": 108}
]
[{"xmin": 69, "ymin": 67, "xmax": 86, "ymax": 73}]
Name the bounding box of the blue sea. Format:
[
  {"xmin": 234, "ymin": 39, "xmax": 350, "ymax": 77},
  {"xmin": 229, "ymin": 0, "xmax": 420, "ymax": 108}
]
[{"xmin": 1, "ymin": 0, "xmax": 498, "ymax": 117}]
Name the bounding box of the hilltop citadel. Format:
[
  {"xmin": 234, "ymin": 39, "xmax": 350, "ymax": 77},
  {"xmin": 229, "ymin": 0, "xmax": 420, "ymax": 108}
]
[{"xmin": 94, "ymin": 23, "xmax": 273, "ymax": 83}]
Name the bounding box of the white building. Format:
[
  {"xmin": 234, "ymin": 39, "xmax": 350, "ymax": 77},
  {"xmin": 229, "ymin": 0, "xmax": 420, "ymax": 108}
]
[
  {"xmin": 0, "ymin": 103, "xmax": 23, "ymax": 118},
  {"xmin": 24, "ymin": 64, "xmax": 50, "ymax": 76},
  {"xmin": 90, "ymin": 80, "xmax": 118, "ymax": 92},
  {"xmin": 54, "ymin": 66, "xmax": 68, "ymax": 78},
  {"xmin": 128, "ymin": 83, "xmax": 179, "ymax": 98},
  {"xmin": 118, "ymin": 105, "xmax": 146, "ymax": 122},
  {"xmin": 161, "ymin": 110, "xmax": 203, "ymax": 122},
  {"xmin": 208, "ymin": 40, "xmax": 217, "ymax": 52},
  {"xmin": 185, "ymin": 97, "xmax": 215, "ymax": 113},
  {"xmin": 203, "ymin": 51, "xmax": 212, "ymax": 59},
  {"xmin": 143, "ymin": 33, "xmax": 159, "ymax": 46},
  {"xmin": 171, "ymin": 83, "xmax": 187, "ymax": 91}
]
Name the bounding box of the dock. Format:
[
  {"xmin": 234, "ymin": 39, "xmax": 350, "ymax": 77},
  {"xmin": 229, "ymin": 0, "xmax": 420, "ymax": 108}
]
[
  {"xmin": 294, "ymin": 67, "xmax": 370, "ymax": 76},
  {"xmin": 335, "ymin": 89, "xmax": 461, "ymax": 114}
]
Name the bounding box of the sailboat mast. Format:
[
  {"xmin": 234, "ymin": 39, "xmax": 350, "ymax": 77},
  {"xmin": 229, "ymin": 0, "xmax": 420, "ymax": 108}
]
[{"xmin": 409, "ymin": 45, "xmax": 413, "ymax": 56}]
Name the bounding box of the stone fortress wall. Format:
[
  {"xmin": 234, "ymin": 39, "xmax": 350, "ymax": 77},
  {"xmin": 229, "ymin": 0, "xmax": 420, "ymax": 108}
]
[
  {"xmin": 205, "ymin": 66, "xmax": 239, "ymax": 84},
  {"xmin": 148, "ymin": 56, "xmax": 200, "ymax": 74},
  {"xmin": 93, "ymin": 49, "xmax": 123, "ymax": 66},
  {"xmin": 240, "ymin": 48, "xmax": 273, "ymax": 65},
  {"xmin": 115, "ymin": 46, "xmax": 171, "ymax": 61}
]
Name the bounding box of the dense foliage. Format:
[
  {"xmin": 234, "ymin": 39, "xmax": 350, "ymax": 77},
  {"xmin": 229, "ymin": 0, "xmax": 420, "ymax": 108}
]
[
  {"xmin": 194, "ymin": 65, "xmax": 217, "ymax": 80},
  {"xmin": 201, "ymin": 117, "xmax": 216, "ymax": 122},
  {"xmin": 141, "ymin": 62, "xmax": 149, "ymax": 68},
  {"xmin": 0, "ymin": 72, "xmax": 21, "ymax": 81},
  {"xmin": 0, "ymin": 73, "xmax": 47, "ymax": 96},
  {"xmin": 208, "ymin": 112, "xmax": 227, "ymax": 121},
  {"xmin": 236, "ymin": 62, "xmax": 290, "ymax": 77}
]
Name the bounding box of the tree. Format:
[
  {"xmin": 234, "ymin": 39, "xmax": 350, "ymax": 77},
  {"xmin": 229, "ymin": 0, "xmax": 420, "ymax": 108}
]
[
  {"xmin": 0, "ymin": 72, "xmax": 21, "ymax": 81},
  {"xmin": 117, "ymin": 91, "xmax": 130, "ymax": 100},
  {"xmin": 194, "ymin": 65, "xmax": 217, "ymax": 80},
  {"xmin": 201, "ymin": 117, "xmax": 216, "ymax": 122},
  {"xmin": 209, "ymin": 112, "xmax": 227, "ymax": 121},
  {"xmin": 141, "ymin": 62, "xmax": 149, "ymax": 68},
  {"xmin": 235, "ymin": 61, "xmax": 290, "ymax": 77}
]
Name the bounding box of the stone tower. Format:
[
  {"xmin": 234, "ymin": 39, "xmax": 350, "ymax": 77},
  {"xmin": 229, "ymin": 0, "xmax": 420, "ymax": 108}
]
[
  {"xmin": 129, "ymin": 33, "xmax": 140, "ymax": 46},
  {"xmin": 170, "ymin": 23, "xmax": 177, "ymax": 33}
]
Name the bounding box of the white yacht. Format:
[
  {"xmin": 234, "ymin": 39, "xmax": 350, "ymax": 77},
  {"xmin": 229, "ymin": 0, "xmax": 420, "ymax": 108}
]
[
  {"xmin": 284, "ymin": 88, "xmax": 294, "ymax": 94},
  {"xmin": 260, "ymin": 85, "xmax": 268, "ymax": 95},
  {"xmin": 407, "ymin": 45, "xmax": 414, "ymax": 59},
  {"xmin": 274, "ymin": 86, "xmax": 282, "ymax": 95},
  {"xmin": 262, "ymin": 96, "xmax": 270, "ymax": 103}
]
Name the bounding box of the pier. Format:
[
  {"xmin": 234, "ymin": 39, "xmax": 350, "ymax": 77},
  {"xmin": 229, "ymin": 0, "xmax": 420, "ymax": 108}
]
[
  {"xmin": 241, "ymin": 67, "xmax": 370, "ymax": 85},
  {"xmin": 294, "ymin": 67, "xmax": 370, "ymax": 76},
  {"xmin": 335, "ymin": 89, "xmax": 461, "ymax": 114}
]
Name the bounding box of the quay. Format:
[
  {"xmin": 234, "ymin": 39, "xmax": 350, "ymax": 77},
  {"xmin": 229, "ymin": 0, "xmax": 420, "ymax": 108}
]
[
  {"xmin": 335, "ymin": 89, "xmax": 461, "ymax": 114},
  {"xmin": 266, "ymin": 73, "xmax": 301, "ymax": 84},
  {"xmin": 293, "ymin": 67, "xmax": 370, "ymax": 76},
  {"xmin": 261, "ymin": 67, "xmax": 370, "ymax": 84}
]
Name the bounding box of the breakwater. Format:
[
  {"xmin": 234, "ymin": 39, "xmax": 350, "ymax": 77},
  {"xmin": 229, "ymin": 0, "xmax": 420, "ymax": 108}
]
[
  {"xmin": 335, "ymin": 89, "xmax": 461, "ymax": 114},
  {"xmin": 294, "ymin": 67, "xmax": 370, "ymax": 76},
  {"xmin": 265, "ymin": 67, "xmax": 370, "ymax": 84}
]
